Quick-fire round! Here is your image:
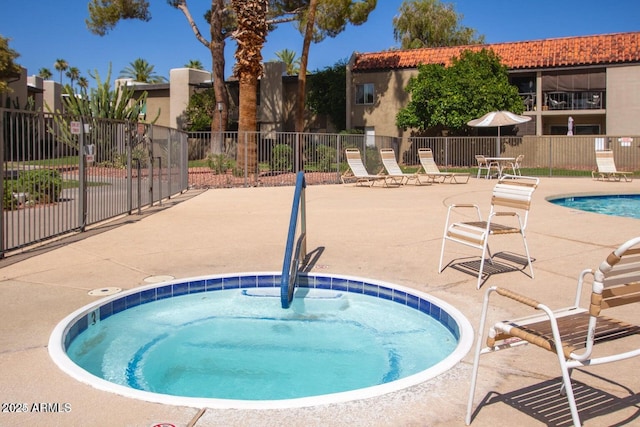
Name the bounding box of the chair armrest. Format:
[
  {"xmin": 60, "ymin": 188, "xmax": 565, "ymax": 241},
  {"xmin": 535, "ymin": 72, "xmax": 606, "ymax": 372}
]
[
  {"xmin": 493, "ymin": 211, "xmax": 517, "ymax": 217},
  {"xmin": 494, "ymin": 286, "xmax": 541, "ymax": 309}
]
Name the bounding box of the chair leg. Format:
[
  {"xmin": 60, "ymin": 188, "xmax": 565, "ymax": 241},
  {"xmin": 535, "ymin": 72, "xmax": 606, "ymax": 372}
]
[
  {"xmin": 556, "ymin": 350, "xmax": 582, "ymax": 426},
  {"xmin": 438, "ymin": 237, "xmax": 448, "ymax": 273},
  {"xmin": 466, "ymin": 287, "xmax": 494, "ymax": 425},
  {"xmin": 521, "ymin": 231, "xmax": 535, "ymax": 279},
  {"xmin": 477, "ymin": 243, "xmax": 489, "ymax": 289}
]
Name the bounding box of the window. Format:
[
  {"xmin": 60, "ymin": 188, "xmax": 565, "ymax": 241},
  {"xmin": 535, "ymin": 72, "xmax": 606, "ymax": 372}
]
[{"xmin": 356, "ymin": 83, "xmax": 374, "ymax": 105}]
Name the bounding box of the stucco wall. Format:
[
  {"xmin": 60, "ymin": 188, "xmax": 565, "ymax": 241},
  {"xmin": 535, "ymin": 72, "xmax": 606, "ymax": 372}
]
[
  {"xmin": 348, "ymin": 68, "xmax": 416, "ymax": 137},
  {"xmin": 606, "ymin": 65, "xmax": 640, "ymax": 135}
]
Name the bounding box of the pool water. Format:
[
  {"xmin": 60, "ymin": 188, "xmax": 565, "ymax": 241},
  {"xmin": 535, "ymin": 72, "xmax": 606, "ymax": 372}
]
[
  {"xmin": 66, "ymin": 287, "xmax": 457, "ymax": 401},
  {"xmin": 550, "ymin": 194, "xmax": 640, "ymax": 219}
]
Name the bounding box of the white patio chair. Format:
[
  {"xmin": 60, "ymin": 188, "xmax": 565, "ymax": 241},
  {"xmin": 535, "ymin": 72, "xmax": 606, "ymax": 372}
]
[
  {"xmin": 466, "ymin": 236, "xmax": 640, "ymax": 427},
  {"xmin": 438, "ymin": 175, "xmax": 540, "ymax": 289}
]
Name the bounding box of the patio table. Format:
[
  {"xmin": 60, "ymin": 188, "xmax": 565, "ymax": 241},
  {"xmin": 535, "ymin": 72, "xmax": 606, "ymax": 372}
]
[{"xmin": 484, "ymin": 157, "xmax": 515, "ymax": 178}]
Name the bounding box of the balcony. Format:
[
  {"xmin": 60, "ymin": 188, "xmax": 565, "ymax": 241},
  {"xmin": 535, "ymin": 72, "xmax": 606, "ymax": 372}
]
[{"xmin": 520, "ymin": 91, "xmax": 605, "ymax": 111}]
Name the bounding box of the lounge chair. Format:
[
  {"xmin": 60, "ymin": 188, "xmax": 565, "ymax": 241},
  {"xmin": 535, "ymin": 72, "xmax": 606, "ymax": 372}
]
[
  {"xmin": 378, "ymin": 148, "xmax": 426, "ymax": 185},
  {"xmin": 592, "ymin": 150, "xmax": 633, "ymax": 182},
  {"xmin": 466, "ymin": 236, "xmax": 640, "ymax": 427},
  {"xmin": 341, "ymin": 148, "xmax": 401, "ymax": 187},
  {"xmin": 438, "ymin": 175, "xmax": 539, "ymax": 289},
  {"xmin": 417, "ymin": 148, "xmax": 470, "ymax": 184}
]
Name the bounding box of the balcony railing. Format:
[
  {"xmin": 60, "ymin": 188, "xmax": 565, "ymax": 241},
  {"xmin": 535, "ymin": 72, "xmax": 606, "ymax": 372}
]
[{"xmin": 519, "ymin": 91, "xmax": 605, "ymax": 111}]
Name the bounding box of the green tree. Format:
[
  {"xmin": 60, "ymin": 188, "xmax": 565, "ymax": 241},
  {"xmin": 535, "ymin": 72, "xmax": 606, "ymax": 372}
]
[
  {"xmin": 392, "ymin": 0, "xmax": 484, "ymax": 49},
  {"xmin": 77, "ymin": 76, "xmax": 89, "ymax": 90},
  {"xmin": 87, "ymin": 0, "xmax": 233, "ymax": 138},
  {"xmin": 293, "ymin": 0, "xmax": 377, "ymax": 132},
  {"xmin": 185, "ymin": 87, "xmax": 216, "ymax": 131},
  {"xmin": 119, "ymin": 58, "xmax": 167, "ymax": 83},
  {"xmin": 396, "ymin": 49, "xmax": 522, "ymax": 134},
  {"xmin": 273, "ymin": 49, "xmax": 300, "ymax": 75},
  {"xmin": 65, "ymin": 66, "xmax": 81, "ymax": 89},
  {"xmin": 306, "ymin": 59, "xmax": 347, "ymax": 131},
  {"xmin": 38, "ymin": 67, "xmax": 53, "ymax": 80},
  {"xmin": 0, "ymin": 35, "xmax": 21, "ymax": 94},
  {"xmin": 50, "ymin": 65, "xmax": 159, "ymax": 161},
  {"xmin": 185, "ymin": 59, "xmax": 205, "ymax": 70},
  {"xmin": 54, "ymin": 58, "xmax": 68, "ymax": 84}
]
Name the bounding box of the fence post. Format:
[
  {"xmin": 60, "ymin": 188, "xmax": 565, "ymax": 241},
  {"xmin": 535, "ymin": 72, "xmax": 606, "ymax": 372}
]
[
  {"xmin": 148, "ymin": 125, "xmax": 154, "ymax": 206},
  {"xmin": 78, "ymin": 118, "xmax": 87, "ymax": 231},
  {"xmin": 0, "ymin": 110, "xmax": 5, "ymax": 257},
  {"xmin": 336, "ymin": 134, "xmax": 342, "ymax": 182},
  {"xmin": 295, "ymin": 132, "xmax": 300, "ymax": 174},
  {"xmin": 127, "ymin": 124, "xmax": 133, "ymax": 214},
  {"xmin": 548, "ymin": 136, "xmax": 553, "ymax": 177}
]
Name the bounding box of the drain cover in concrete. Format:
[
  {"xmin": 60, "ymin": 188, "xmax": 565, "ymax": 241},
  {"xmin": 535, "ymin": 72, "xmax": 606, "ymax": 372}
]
[
  {"xmin": 143, "ymin": 275, "xmax": 175, "ymax": 284},
  {"xmin": 88, "ymin": 287, "xmax": 122, "ymax": 296}
]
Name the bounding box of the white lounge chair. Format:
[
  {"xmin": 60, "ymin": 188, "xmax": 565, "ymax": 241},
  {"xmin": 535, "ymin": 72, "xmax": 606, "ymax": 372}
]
[
  {"xmin": 379, "ymin": 148, "xmax": 426, "ymax": 185},
  {"xmin": 417, "ymin": 148, "xmax": 470, "ymax": 184},
  {"xmin": 466, "ymin": 236, "xmax": 640, "ymax": 427},
  {"xmin": 592, "ymin": 150, "xmax": 633, "ymax": 182},
  {"xmin": 341, "ymin": 148, "xmax": 401, "ymax": 187},
  {"xmin": 439, "ymin": 175, "xmax": 539, "ymax": 289}
]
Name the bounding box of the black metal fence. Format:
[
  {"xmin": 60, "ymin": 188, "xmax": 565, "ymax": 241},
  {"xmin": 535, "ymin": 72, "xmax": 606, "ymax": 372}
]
[
  {"xmin": 187, "ymin": 131, "xmax": 639, "ymax": 188},
  {"xmin": 1, "ymin": 109, "xmax": 188, "ymax": 256},
  {"xmin": 2, "ymin": 107, "xmax": 638, "ymax": 255}
]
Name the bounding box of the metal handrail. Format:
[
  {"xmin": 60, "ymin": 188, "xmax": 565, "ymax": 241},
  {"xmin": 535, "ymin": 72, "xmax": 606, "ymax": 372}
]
[{"xmin": 280, "ymin": 171, "xmax": 307, "ymax": 308}]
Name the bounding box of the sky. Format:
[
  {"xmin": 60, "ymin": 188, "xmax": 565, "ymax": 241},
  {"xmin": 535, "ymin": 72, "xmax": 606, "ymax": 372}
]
[{"xmin": 2, "ymin": 0, "xmax": 639, "ymax": 87}]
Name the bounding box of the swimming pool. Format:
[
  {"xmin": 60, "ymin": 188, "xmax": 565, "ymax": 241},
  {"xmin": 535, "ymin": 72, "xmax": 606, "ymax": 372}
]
[
  {"xmin": 549, "ymin": 194, "xmax": 640, "ymax": 219},
  {"xmin": 49, "ymin": 272, "xmax": 473, "ymax": 409}
]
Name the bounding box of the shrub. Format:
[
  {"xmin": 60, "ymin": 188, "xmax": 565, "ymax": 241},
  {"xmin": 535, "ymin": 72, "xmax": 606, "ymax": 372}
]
[
  {"xmin": 270, "ymin": 144, "xmax": 293, "ymax": 172},
  {"xmin": 3, "ymin": 182, "xmax": 18, "ymax": 210},
  {"xmin": 17, "ymin": 169, "xmax": 62, "ymax": 203},
  {"xmin": 206, "ymin": 153, "xmax": 232, "ymax": 174},
  {"xmin": 316, "ymin": 144, "xmax": 335, "ymax": 172}
]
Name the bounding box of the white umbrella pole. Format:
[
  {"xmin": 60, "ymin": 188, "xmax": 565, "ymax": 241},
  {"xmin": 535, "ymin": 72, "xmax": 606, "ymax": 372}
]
[{"xmin": 496, "ymin": 126, "xmax": 501, "ymax": 156}]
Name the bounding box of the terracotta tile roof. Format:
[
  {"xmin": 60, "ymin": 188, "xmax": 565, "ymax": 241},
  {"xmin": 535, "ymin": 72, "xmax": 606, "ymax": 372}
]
[{"xmin": 351, "ymin": 32, "xmax": 640, "ymax": 71}]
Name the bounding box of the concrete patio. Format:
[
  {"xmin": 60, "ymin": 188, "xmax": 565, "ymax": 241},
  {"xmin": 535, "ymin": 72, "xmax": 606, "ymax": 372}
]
[{"xmin": 0, "ymin": 176, "xmax": 638, "ymax": 426}]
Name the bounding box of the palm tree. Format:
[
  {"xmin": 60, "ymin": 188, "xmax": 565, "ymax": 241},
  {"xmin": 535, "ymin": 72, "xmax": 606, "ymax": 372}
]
[
  {"xmin": 77, "ymin": 76, "xmax": 89, "ymax": 91},
  {"xmin": 54, "ymin": 58, "xmax": 68, "ymax": 84},
  {"xmin": 65, "ymin": 66, "xmax": 80, "ymax": 89},
  {"xmin": 118, "ymin": 58, "xmax": 167, "ymax": 83},
  {"xmin": 185, "ymin": 59, "xmax": 204, "ymax": 70},
  {"xmin": 274, "ymin": 49, "xmax": 300, "ymax": 75},
  {"xmin": 38, "ymin": 68, "xmax": 53, "ymax": 80},
  {"xmin": 232, "ymin": 0, "xmax": 268, "ymax": 175}
]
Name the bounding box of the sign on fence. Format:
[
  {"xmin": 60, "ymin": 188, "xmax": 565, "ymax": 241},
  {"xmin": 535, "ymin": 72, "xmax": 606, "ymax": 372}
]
[{"xmin": 70, "ymin": 121, "xmax": 82, "ymax": 135}]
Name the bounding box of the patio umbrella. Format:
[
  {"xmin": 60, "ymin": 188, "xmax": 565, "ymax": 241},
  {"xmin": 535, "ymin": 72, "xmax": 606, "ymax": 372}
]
[{"xmin": 467, "ymin": 111, "xmax": 531, "ymax": 155}]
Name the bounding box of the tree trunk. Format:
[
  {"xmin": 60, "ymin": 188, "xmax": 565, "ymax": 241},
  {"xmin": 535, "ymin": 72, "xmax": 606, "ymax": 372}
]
[
  {"xmin": 237, "ymin": 73, "xmax": 258, "ymax": 175},
  {"xmin": 296, "ymin": 0, "xmax": 318, "ymax": 133},
  {"xmin": 210, "ymin": 0, "xmax": 227, "ymax": 154},
  {"xmin": 294, "ymin": 0, "xmax": 318, "ymax": 172},
  {"xmin": 232, "ymin": 0, "xmax": 268, "ymax": 176}
]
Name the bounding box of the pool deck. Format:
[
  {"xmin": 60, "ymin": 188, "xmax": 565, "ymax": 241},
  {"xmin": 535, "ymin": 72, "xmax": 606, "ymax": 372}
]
[{"xmin": 1, "ymin": 176, "xmax": 639, "ymax": 427}]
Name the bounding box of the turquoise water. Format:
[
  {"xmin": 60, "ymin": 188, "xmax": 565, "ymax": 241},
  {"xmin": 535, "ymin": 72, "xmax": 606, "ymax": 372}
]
[
  {"xmin": 66, "ymin": 288, "xmax": 457, "ymax": 401},
  {"xmin": 550, "ymin": 194, "xmax": 640, "ymax": 220}
]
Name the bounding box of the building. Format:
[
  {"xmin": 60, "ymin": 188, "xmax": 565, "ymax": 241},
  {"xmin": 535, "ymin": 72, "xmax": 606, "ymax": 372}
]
[
  {"xmin": 3, "ymin": 62, "xmax": 332, "ymax": 134},
  {"xmin": 346, "ymin": 31, "xmax": 640, "ymax": 139},
  {"xmin": 6, "ymin": 32, "xmax": 639, "ymax": 140}
]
